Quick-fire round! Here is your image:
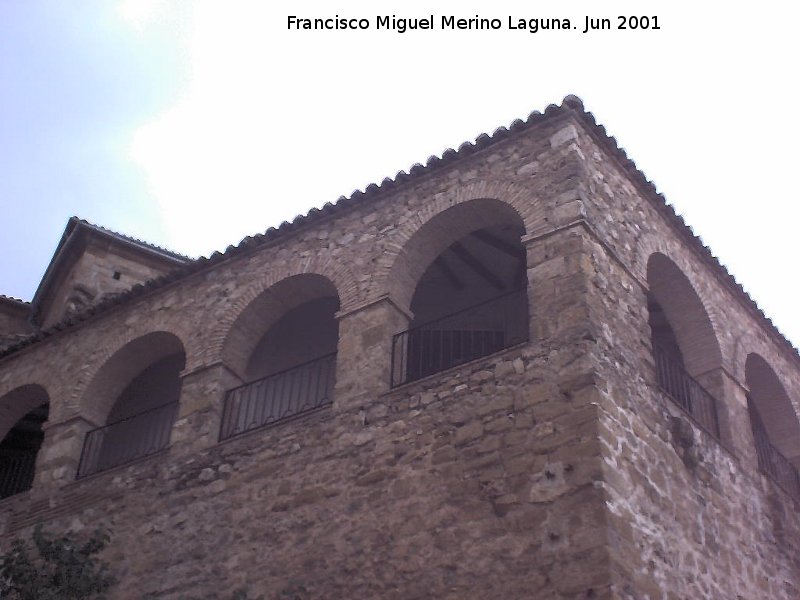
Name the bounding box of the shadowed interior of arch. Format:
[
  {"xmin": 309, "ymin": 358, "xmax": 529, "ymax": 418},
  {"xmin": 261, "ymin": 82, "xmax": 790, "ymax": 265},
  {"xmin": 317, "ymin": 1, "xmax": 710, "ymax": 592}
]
[
  {"xmin": 77, "ymin": 333, "xmax": 186, "ymax": 478},
  {"xmin": 387, "ymin": 198, "xmax": 527, "ymax": 314},
  {"xmin": 220, "ymin": 277, "xmax": 340, "ymax": 440},
  {"xmin": 745, "ymin": 353, "xmax": 800, "ymax": 496},
  {"xmin": 244, "ymin": 296, "xmax": 339, "ymax": 382},
  {"xmin": 0, "ymin": 397, "xmax": 49, "ymax": 499},
  {"xmin": 646, "ymin": 253, "xmax": 722, "ymax": 437},
  {"xmin": 392, "ymin": 222, "xmax": 529, "ymax": 386}
]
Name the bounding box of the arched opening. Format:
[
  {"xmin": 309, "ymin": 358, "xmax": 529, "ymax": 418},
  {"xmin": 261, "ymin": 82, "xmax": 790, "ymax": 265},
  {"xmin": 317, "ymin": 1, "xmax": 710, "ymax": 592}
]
[
  {"xmin": 0, "ymin": 384, "xmax": 49, "ymax": 498},
  {"xmin": 646, "ymin": 253, "xmax": 721, "ymax": 437},
  {"xmin": 78, "ymin": 332, "xmax": 185, "ymax": 477},
  {"xmin": 745, "ymin": 353, "xmax": 800, "ymax": 497},
  {"xmin": 390, "ymin": 200, "xmax": 529, "ymax": 386},
  {"xmin": 220, "ymin": 275, "xmax": 340, "ymax": 439}
]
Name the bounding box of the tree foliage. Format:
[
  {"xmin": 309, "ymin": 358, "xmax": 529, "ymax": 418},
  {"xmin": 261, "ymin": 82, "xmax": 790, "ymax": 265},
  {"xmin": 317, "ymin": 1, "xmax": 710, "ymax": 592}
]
[{"xmin": 0, "ymin": 524, "xmax": 114, "ymax": 600}]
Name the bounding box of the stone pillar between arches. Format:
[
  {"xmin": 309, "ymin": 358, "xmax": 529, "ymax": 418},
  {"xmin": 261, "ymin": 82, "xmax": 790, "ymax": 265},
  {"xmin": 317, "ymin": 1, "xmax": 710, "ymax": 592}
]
[
  {"xmin": 334, "ymin": 296, "xmax": 410, "ymax": 409},
  {"xmin": 523, "ymin": 223, "xmax": 595, "ymax": 350},
  {"xmin": 169, "ymin": 362, "xmax": 244, "ymax": 455},
  {"xmin": 694, "ymin": 367, "xmax": 757, "ymax": 467},
  {"xmin": 36, "ymin": 415, "xmax": 100, "ymax": 487}
]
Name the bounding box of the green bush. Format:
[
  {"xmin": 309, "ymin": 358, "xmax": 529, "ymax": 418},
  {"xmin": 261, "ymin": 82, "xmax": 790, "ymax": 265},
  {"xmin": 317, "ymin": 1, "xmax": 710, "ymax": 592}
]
[{"xmin": 0, "ymin": 524, "xmax": 114, "ymax": 600}]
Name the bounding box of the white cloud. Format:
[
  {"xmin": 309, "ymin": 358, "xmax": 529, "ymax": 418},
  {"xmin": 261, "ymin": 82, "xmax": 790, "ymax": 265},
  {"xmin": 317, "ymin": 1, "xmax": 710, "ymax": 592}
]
[
  {"xmin": 121, "ymin": 0, "xmax": 800, "ymax": 346},
  {"xmin": 118, "ymin": 0, "xmax": 168, "ymax": 30}
]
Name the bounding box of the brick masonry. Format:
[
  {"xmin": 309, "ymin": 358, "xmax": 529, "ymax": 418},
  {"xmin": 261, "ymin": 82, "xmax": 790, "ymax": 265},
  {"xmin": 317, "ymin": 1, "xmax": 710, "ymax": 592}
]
[{"xmin": 0, "ymin": 98, "xmax": 798, "ymax": 599}]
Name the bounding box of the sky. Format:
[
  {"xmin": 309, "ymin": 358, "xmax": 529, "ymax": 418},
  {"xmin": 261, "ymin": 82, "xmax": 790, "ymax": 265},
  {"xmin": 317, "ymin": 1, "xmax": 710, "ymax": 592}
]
[{"xmin": 0, "ymin": 1, "xmax": 799, "ymax": 348}]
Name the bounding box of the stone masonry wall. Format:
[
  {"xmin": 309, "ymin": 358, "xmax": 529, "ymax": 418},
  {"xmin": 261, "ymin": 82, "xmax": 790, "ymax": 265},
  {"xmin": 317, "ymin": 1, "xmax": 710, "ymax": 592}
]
[
  {"xmin": 0, "ymin": 298, "xmax": 30, "ymax": 338},
  {"xmin": 573, "ymin": 121, "xmax": 800, "ymax": 598},
  {"xmin": 0, "ymin": 111, "xmax": 621, "ymax": 598},
  {"xmin": 0, "ymin": 340, "xmax": 608, "ymax": 599},
  {"xmin": 39, "ymin": 236, "xmax": 185, "ymax": 329},
  {"xmin": 1, "ymin": 102, "xmax": 799, "ymax": 598}
]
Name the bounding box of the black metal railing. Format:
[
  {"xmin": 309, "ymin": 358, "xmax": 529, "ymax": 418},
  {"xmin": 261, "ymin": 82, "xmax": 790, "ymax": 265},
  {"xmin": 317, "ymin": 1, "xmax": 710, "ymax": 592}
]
[
  {"xmin": 391, "ymin": 290, "xmax": 528, "ymax": 388},
  {"xmin": 77, "ymin": 402, "xmax": 178, "ymax": 478},
  {"xmin": 653, "ymin": 344, "xmax": 720, "ymax": 438},
  {"xmin": 0, "ymin": 452, "xmax": 37, "ymax": 499},
  {"xmin": 748, "ymin": 398, "xmax": 800, "ymax": 501},
  {"xmin": 220, "ymin": 352, "xmax": 337, "ymax": 441},
  {"xmin": 753, "ymin": 430, "xmax": 800, "ymax": 501}
]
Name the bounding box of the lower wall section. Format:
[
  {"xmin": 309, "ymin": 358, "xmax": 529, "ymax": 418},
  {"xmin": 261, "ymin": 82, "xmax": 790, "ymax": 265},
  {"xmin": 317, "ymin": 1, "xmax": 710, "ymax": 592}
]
[
  {"xmin": 4, "ymin": 342, "xmax": 797, "ymax": 598},
  {"xmin": 0, "ymin": 345, "xmax": 612, "ymax": 599},
  {"xmin": 599, "ymin": 377, "xmax": 800, "ymax": 600}
]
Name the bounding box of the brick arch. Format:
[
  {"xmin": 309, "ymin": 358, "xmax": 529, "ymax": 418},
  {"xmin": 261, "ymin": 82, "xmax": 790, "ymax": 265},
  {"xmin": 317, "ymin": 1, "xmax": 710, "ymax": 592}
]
[
  {"xmin": 214, "ymin": 273, "xmax": 342, "ymax": 379},
  {"xmin": 77, "ymin": 330, "xmax": 187, "ymax": 426},
  {"xmin": 730, "ymin": 331, "xmax": 800, "ymax": 404},
  {"xmin": 200, "ymin": 256, "xmax": 357, "ymax": 373},
  {"xmin": 0, "ymin": 383, "xmax": 49, "ymax": 442},
  {"xmin": 63, "ymin": 296, "xmax": 211, "ymax": 414},
  {"xmin": 0, "ymin": 360, "xmax": 55, "ymax": 409},
  {"xmin": 637, "ymin": 233, "xmax": 728, "ymax": 364},
  {"xmin": 745, "ymin": 353, "xmax": 800, "ymax": 461},
  {"xmin": 731, "ymin": 333, "xmax": 777, "ymax": 384},
  {"xmin": 635, "ymin": 236, "xmax": 724, "ymax": 320},
  {"xmin": 646, "ymin": 252, "xmax": 723, "ymax": 377},
  {"xmin": 632, "ymin": 231, "xmax": 664, "ymax": 281},
  {"xmin": 379, "ymin": 183, "xmax": 539, "ymax": 313}
]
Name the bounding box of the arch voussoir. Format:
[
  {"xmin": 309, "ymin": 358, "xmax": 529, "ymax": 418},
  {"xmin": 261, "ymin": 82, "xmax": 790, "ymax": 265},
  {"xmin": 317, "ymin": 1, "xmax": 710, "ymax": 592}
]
[{"xmin": 379, "ymin": 181, "xmax": 537, "ymax": 313}]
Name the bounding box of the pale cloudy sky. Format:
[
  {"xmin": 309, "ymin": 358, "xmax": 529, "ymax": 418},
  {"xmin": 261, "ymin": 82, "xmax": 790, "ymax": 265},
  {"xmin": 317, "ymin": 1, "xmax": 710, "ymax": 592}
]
[{"xmin": 1, "ymin": 1, "xmax": 799, "ymax": 347}]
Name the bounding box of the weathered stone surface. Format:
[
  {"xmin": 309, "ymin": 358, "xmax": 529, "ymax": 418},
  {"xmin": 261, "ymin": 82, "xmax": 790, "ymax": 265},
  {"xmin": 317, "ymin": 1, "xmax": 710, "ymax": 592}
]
[{"xmin": 0, "ymin": 99, "xmax": 798, "ymax": 599}]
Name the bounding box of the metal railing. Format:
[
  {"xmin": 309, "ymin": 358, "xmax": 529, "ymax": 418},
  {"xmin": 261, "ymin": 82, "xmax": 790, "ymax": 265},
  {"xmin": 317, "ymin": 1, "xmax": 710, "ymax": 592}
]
[
  {"xmin": 77, "ymin": 402, "xmax": 178, "ymax": 478},
  {"xmin": 0, "ymin": 452, "xmax": 37, "ymax": 499},
  {"xmin": 748, "ymin": 398, "xmax": 800, "ymax": 501},
  {"xmin": 391, "ymin": 289, "xmax": 528, "ymax": 388},
  {"xmin": 220, "ymin": 353, "xmax": 337, "ymax": 441},
  {"xmin": 653, "ymin": 344, "xmax": 720, "ymax": 438}
]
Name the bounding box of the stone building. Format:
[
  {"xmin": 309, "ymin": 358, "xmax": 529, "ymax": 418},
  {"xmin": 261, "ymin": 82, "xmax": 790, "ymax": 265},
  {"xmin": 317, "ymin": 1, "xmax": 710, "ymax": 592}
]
[{"xmin": 0, "ymin": 96, "xmax": 798, "ymax": 599}]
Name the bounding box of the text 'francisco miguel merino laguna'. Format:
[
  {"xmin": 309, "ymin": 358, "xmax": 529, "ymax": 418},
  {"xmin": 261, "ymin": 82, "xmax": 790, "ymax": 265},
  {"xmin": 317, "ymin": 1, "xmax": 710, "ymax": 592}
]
[{"xmin": 286, "ymin": 15, "xmax": 660, "ymax": 34}]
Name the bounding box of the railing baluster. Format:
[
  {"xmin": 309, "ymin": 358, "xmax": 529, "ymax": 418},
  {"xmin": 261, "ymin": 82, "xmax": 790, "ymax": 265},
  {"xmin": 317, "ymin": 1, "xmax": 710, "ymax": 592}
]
[
  {"xmin": 219, "ymin": 353, "xmax": 337, "ymax": 441},
  {"xmin": 399, "ymin": 333, "xmax": 407, "ymax": 385},
  {"xmin": 318, "ymin": 357, "xmax": 327, "ymax": 406},
  {"xmin": 295, "ymin": 365, "xmax": 307, "ymax": 412},
  {"xmin": 302, "ymin": 363, "xmax": 313, "ymax": 409},
  {"xmin": 314, "ymin": 359, "xmax": 323, "ymax": 406},
  {"xmin": 404, "ymin": 333, "xmax": 409, "ymax": 381},
  {"xmin": 266, "ymin": 372, "xmax": 278, "ymax": 424},
  {"xmin": 0, "ymin": 452, "xmax": 38, "ymax": 499},
  {"xmin": 652, "ymin": 344, "xmax": 720, "ymax": 439},
  {"xmin": 76, "ymin": 401, "xmax": 178, "ymax": 479},
  {"xmin": 252, "ymin": 380, "xmax": 264, "ymax": 427},
  {"xmin": 288, "ymin": 367, "xmax": 299, "ymax": 416},
  {"xmin": 242, "ymin": 382, "xmax": 254, "ymax": 430},
  {"xmin": 390, "ymin": 289, "xmax": 528, "ymax": 387},
  {"xmin": 438, "ymin": 329, "xmax": 444, "ymax": 375},
  {"xmin": 280, "ymin": 368, "xmax": 292, "ymax": 418},
  {"xmin": 291, "ymin": 364, "xmax": 302, "ymax": 414},
  {"xmin": 747, "ymin": 395, "xmax": 800, "ymax": 502},
  {"xmin": 418, "ymin": 330, "xmax": 425, "ymax": 380}
]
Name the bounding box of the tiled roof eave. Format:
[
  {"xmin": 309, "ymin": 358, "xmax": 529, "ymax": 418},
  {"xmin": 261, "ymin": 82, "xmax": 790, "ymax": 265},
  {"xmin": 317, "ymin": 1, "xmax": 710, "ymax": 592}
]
[
  {"xmin": 1, "ymin": 95, "xmax": 797, "ymax": 367},
  {"xmin": 0, "ymin": 295, "xmax": 30, "ymax": 307},
  {"xmin": 572, "ymin": 106, "xmax": 800, "ymax": 362},
  {"xmin": 0, "ymin": 109, "xmax": 573, "ymax": 359},
  {"xmin": 85, "ymin": 225, "xmax": 190, "ymax": 266},
  {"xmin": 76, "ymin": 219, "xmax": 192, "ymax": 263}
]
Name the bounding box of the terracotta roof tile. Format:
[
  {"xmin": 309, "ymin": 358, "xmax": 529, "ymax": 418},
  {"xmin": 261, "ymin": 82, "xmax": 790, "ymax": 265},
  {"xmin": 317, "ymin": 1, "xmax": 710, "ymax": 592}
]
[
  {"xmin": 1, "ymin": 96, "xmax": 797, "ymax": 364},
  {"xmin": 71, "ymin": 218, "xmax": 193, "ymax": 263},
  {"xmin": 0, "ymin": 295, "xmax": 30, "ymax": 306}
]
